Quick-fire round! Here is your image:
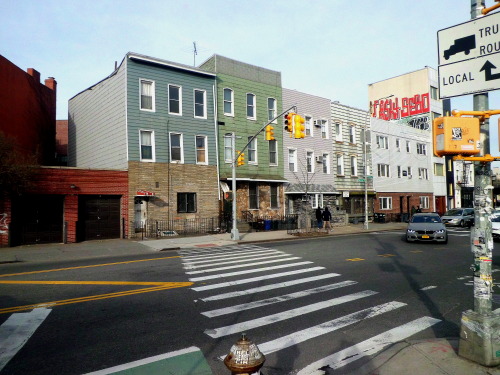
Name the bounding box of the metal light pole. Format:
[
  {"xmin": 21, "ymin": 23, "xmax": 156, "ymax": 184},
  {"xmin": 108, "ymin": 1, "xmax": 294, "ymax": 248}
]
[
  {"xmin": 363, "ymin": 115, "xmax": 370, "ymax": 230},
  {"xmin": 230, "ymin": 132, "xmax": 239, "ymax": 241}
]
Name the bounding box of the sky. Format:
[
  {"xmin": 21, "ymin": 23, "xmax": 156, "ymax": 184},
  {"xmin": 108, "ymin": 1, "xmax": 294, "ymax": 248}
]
[{"xmin": 2, "ymin": 0, "xmax": 500, "ymax": 160}]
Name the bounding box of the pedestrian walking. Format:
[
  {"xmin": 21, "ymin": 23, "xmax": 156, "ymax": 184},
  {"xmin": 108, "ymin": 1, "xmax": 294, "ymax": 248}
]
[
  {"xmin": 322, "ymin": 206, "xmax": 332, "ymax": 232},
  {"xmin": 315, "ymin": 207, "xmax": 323, "ymax": 229}
]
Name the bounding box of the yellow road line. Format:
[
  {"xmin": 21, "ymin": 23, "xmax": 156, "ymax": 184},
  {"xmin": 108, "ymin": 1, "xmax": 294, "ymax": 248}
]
[
  {"xmin": 0, "ymin": 282, "xmax": 193, "ymax": 314},
  {"xmin": 0, "ymin": 280, "xmax": 176, "ymax": 286},
  {"xmin": 0, "ymin": 255, "xmax": 182, "ymax": 278}
]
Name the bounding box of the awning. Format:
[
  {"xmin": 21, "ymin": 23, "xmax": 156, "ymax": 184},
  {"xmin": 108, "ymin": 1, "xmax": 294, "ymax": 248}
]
[
  {"xmin": 220, "ymin": 181, "xmax": 230, "ymax": 193},
  {"xmin": 136, "ymin": 190, "xmax": 155, "ymax": 196}
]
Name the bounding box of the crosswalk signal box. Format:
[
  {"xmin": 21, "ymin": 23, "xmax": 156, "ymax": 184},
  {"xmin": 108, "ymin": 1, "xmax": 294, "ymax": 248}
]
[{"xmin": 432, "ymin": 116, "xmax": 480, "ymax": 157}]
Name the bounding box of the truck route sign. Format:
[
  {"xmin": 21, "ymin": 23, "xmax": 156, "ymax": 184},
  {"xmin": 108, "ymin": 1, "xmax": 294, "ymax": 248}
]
[{"xmin": 438, "ymin": 11, "xmax": 500, "ymax": 98}]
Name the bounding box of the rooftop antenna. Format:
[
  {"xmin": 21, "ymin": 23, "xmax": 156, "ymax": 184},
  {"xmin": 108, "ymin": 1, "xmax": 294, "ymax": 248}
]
[{"xmin": 193, "ymin": 42, "xmax": 198, "ymax": 66}]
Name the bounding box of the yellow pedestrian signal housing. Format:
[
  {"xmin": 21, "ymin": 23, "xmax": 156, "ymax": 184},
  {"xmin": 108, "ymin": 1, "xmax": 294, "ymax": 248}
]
[
  {"xmin": 294, "ymin": 114, "xmax": 306, "ymax": 139},
  {"xmin": 236, "ymin": 151, "xmax": 245, "ymax": 166},
  {"xmin": 284, "ymin": 113, "xmax": 295, "ymax": 134},
  {"xmin": 265, "ymin": 124, "xmax": 275, "ymax": 141},
  {"xmin": 433, "ymin": 116, "xmax": 480, "ymax": 157}
]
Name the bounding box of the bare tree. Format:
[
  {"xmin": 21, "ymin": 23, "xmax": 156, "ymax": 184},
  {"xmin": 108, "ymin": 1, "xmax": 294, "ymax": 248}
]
[{"xmin": 290, "ymin": 156, "xmax": 317, "ymax": 231}]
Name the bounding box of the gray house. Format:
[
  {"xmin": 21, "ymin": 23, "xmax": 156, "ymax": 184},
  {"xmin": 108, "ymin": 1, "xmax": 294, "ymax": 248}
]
[{"xmin": 69, "ymin": 52, "xmax": 219, "ymax": 235}]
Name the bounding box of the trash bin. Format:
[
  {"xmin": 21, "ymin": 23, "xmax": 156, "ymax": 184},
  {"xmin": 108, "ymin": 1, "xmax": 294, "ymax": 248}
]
[
  {"xmin": 264, "ymin": 220, "xmax": 272, "ymax": 231},
  {"xmin": 378, "ymin": 213, "xmax": 386, "ymax": 223}
]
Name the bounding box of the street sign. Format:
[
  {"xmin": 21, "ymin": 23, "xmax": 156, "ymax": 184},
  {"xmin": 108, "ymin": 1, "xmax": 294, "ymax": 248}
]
[
  {"xmin": 358, "ymin": 179, "xmax": 365, "ymax": 182},
  {"xmin": 437, "ymin": 11, "xmax": 500, "ymax": 98}
]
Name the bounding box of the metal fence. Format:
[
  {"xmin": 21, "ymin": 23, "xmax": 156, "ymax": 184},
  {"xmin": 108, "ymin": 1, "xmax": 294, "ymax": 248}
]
[{"xmin": 132, "ymin": 217, "xmax": 224, "ymax": 240}]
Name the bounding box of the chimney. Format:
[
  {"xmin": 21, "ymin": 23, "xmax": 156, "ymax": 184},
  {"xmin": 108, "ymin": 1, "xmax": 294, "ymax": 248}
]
[
  {"xmin": 45, "ymin": 77, "xmax": 57, "ymax": 93},
  {"xmin": 27, "ymin": 68, "xmax": 40, "ymax": 82}
]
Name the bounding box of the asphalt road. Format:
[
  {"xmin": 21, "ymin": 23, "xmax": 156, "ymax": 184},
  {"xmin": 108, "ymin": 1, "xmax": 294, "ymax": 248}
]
[{"xmin": 0, "ymin": 227, "xmax": 492, "ymax": 375}]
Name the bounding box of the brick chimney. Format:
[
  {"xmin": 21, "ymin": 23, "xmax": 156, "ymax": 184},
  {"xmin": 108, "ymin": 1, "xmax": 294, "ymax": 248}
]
[
  {"xmin": 27, "ymin": 68, "xmax": 40, "ymax": 82},
  {"xmin": 45, "ymin": 77, "xmax": 57, "ymax": 92}
]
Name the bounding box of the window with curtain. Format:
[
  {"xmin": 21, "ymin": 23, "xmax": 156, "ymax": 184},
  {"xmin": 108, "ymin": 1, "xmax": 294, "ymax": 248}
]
[
  {"xmin": 169, "ymin": 84, "xmax": 182, "ymax": 114},
  {"xmin": 140, "ymin": 80, "xmax": 154, "ymax": 111},
  {"xmin": 140, "ymin": 130, "xmax": 154, "ymax": 161}
]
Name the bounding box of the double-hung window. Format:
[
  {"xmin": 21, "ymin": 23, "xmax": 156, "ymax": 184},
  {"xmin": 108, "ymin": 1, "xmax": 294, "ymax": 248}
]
[
  {"xmin": 140, "ymin": 130, "xmax": 154, "ymax": 161},
  {"xmin": 335, "ymin": 122, "xmax": 342, "ymax": 141},
  {"xmin": 269, "ymin": 140, "xmax": 277, "ymax": 165},
  {"xmin": 417, "ymin": 143, "xmax": 427, "ymax": 155},
  {"xmin": 320, "ymin": 120, "xmax": 328, "ymax": 139},
  {"xmin": 168, "ymin": 84, "xmax": 182, "ymax": 115},
  {"xmin": 305, "ymin": 116, "xmax": 313, "ymax": 137},
  {"xmin": 170, "ymin": 133, "xmax": 183, "ymax": 162},
  {"xmin": 224, "ymin": 135, "xmax": 232, "ymax": 162},
  {"xmin": 418, "ymin": 167, "xmax": 429, "ymax": 180},
  {"xmin": 224, "ymin": 88, "xmax": 234, "ymax": 116},
  {"xmin": 268, "ymin": 98, "xmax": 277, "ymax": 123},
  {"xmin": 376, "ymin": 135, "xmax": 388, "ymax": 149},
  {"xmin": 378, "ymin": 163, "xmax": 390, "ymax": 177},
  {"xmin": 406, "ymin": 140, "xmax": 411, "ymax": 153},
  {"xmin": 246, "ymin": 93, "xmax": 256, "ymax": 119},
  {"xmin": 247, "ymin": 136, "xmax": 257, "ymax": 163},
  {"xmin": 194, "ymin": 89, "xmax": 206, "ymax": 118},
  {"xmin": 288, "ymin": 149, "xmax": 297, "ymax": 172},
  {"xmin": 306, "ymin": 151, "xmax": 314, "ymax": 173},
  {"xmin": 337, "ymin": 154, "xmax": 344, "ymax": 175},
  {"xmin": 195, "ymin": 135, "xmax": 207, "ymax": 164},
  {"xmin": 322, "ymin": 153, "xmax": 330, "ymax": 174},
  {"xmin": 140, "ymin": 80, "xmax": 154, "ymax": 111},
  {"xmin": 379, "ymin": 197, "xmax": 392, "ymax": 210},
  {"xmin": 351, "ymin": 156, "xmax": 357, "ymax": 176},
  {"xmin": 420, "ymin": 196, "xmax": 430, "ymax": 209},
  {"xmin": 396, "ymin": 138, "xmax": 401, "ymax": 151},
  {"xmin": 178, "ymin": 193, "xmax": 196, "ymax": 213},
  {"xmin": 349, "ymin": 126, "xmax": 356, "ymax": 143}
]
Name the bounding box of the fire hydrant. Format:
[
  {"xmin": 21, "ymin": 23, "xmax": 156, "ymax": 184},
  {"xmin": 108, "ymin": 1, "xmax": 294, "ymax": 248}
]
[{"xmin": 224, "ymin": 333, "xmax": 266, "ymax": 374}]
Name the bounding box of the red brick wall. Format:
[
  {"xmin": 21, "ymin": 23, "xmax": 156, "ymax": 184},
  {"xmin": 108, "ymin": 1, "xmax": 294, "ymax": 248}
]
[{"xmin": 55, "ymin": 120, "xmax": 68, "ymax": 157}]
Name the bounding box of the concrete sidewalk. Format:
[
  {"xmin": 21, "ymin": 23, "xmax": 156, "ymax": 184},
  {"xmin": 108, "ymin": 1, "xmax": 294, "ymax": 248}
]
[{"xmin": 1, "ymin": 221, "xmax": 499, "ymax": 374}]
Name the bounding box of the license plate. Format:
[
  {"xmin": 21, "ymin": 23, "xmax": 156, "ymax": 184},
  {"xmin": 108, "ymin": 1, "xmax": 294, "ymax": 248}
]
[{"xmin": 422, "ymin": 235, "xmax": 430, "ymax": 239}]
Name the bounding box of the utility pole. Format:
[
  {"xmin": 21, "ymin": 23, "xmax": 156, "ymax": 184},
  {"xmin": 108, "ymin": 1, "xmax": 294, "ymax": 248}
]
[{"xmin": 230, "ymin": 132, "xmax": 239, "ymax": 241}]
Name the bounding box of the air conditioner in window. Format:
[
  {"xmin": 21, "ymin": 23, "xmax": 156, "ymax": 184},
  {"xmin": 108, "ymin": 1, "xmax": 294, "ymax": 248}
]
[
  {"xmin": 301, "ymin": 195, "xmax": 309, "ymax": 202},
  {"xmin": 315, "ymin": 156, "xmax": 323, "ymax": 163},
  {"xmin": 314, "ymin": 120, "xmax": 322, "ymax": 127}
]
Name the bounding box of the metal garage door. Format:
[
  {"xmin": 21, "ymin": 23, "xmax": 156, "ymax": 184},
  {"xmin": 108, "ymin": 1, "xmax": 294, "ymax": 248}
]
[{"xmin": 79, "ymin": 195, "xmax": 121, "ymax": 241}]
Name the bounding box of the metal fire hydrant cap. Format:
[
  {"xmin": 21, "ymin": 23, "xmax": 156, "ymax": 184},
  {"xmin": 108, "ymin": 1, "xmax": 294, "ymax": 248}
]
[{"xmin": 224, "ymin": 333, "xmax": 265, "ymax": 374}]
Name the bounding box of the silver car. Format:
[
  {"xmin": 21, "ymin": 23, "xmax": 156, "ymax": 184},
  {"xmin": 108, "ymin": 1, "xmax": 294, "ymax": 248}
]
[
  {"xmin": 406, "ymin": 213, "xmax": 448, "ymax": 244},
  {"xmin": 441, "ymin": 208, "xmax": 474, "ymax": 227}
]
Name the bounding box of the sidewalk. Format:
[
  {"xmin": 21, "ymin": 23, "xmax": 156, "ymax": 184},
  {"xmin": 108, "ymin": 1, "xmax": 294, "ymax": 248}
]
[{"xmin": 1, "ymin": 222, "xmax": 499, "ymax": 374}]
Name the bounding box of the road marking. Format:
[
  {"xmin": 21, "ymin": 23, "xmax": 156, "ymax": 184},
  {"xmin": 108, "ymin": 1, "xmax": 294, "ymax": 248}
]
[
  {"xmin": 0, "ymin": 283, "xmax": 193, "ymax": 314},
  {"xmin": 0, "ymin": 281, "xmax": 189, "ymax": 286},
  {"xmin": 346, "ymin": 258, "xmax": 365, "ymax": 261},
  {"xmin": 0, "ymin": 307, "xmax": 51, "ymax": 371},
  {"xmin": 183, "ymin": 250, "xmax": 284, "ymax": 266},
  {"xmin": 182, "ymin": 248, "xmax": 282, "ymax": 262},
  {"xmin": 297, "ymin": 316, "xmax": 441, "ymax": 374},
  {"xmin": 378, "ymin": 254, "xmax": 396, "ymax": 257},
  {"xmin": 189, "ymin": 261, "xmax": 314, "ymax": 282},
  {"xmin": 420, "ymin": 286, "xmax": 437, "ymax": 291},
  {"xmin": 204, "ymin": 290, "xmax": 378, "ymax": 338},
  {"xmin": 191, "ymin": 266, "xmax": 326, "ymax": 292},
  {"xmin": 0, "ymin": 255, "xmax": 181, "ymax": 278},
  {"xmin": 186, "ymin": 256, "xmax": 302, "ymax": 274},
  {"xmin": 200, "ymin": 273, "xmax": 341, "ymax": 301},
  {"xmin": 202, "ymin": 281, "xmax": 358, "ymax": 318},
  {"xmin": 218, "ymin": 301, "xmax": 407, "ymax": 359},
  {"xmin": 410, "ymin": 250, "xmax": 424, "ymax": 253}
]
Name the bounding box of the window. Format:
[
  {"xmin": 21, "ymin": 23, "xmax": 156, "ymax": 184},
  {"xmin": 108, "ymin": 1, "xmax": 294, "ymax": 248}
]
[
  {"xmin": 351, "ymin": 156, "xmax": 357, "ymax": 176},
  {"xmin": 168, "ymin": 84, "xmax": 182, "ymax": 115},
  {"xmin": 195, "ymin": 135, "xmax": 207, "ymax": 164},
  {"xmin": 224, "ymin": 135, "xmax": 233, "ymax": 162},
  {"xmin": 194, "ymin": 89, "xmax": 206, "ymax": 118},
  {"xmin": 320, "ymin": 120, "xmax": 328, "ymax": 139},
  {"xmin": 269, "ymin": 140, "xmax": 277, "ymax": 165},
  {"xmin": 397, "ymin": 165, "xmax": 402, "ymax": 178},
  {"xmin": 335, "ymin": 122, "xmax": 342, "ymax": 141},
  {"xmin": 140, "ymin": 130, "xmax": 154, "ymax": 161},
  {"xmin": 322, "ymin": 153, "xmax": 330, "ymax": 174},
  {"xmin": 379, "ymin": 197, "xmax": 392, "ymax": 210},
  {"xmin": 246, "ymin": 93, "xmax": 256, "ymax": 119},
  {"xmin": 417, "ymin": 143, "xmax": 427, "ymax": 155},
  {"xmin": 406, "ymin": 140, "xmax": 411, "ymax": 153},
  {"xmin": 305, "ymin": 116, "xmax": 313, "ymax": 136},
  {"xmin": 268, "ymin": 98, "xmax": 277, "ymax": 122},
  {"xmin": 270, "ymin": 184, "xmax": 278, "ymax": 208},
  {"xmin": 312, "ymin": 193, "xmax": 324, "ymax": 209},
  {"xmin": 337, "ymin": 154, "xmax": 344, "ymax": 175},
  {"xmin": 170, "ymin": 133, "xmax": 183, "ymax": 162},
  {"xmin": 377, "ymin": 163, "xmax": 390, "ymax": 177},
  {"xmin": 396, "ymin": 138, "xmax": 400, "ymax": 151},
  {"xmin": 248, "ymin": 136, "xmax": 257, "ymax": 163},
  {"xmin": 407, "ymin": 166, "xmax": 412, "ymax": 178},
  {"xmin": 249, "ymin": 182, "xmax": 258, "ymax": 209},
  {"xmin": 430, "ymin": 86, "xmax": 438, "ymax": 100},
  {"xmin": 140, "ymin": 80, "xmax": 154, "ymax": 111},
  {"xmin": 376, "ymin": 135, "xmax": 388, "ymax": 149},
  {"xmin": 223, "ymin": 88, "xmax": 234, "ymax": 116},
  {"xmin": 178, "ymin": 193, "xmax": 196, "ymax": 213},
  {"xmin": 420, "ymin": 196, "xmax": 430, "ymax": 209},
  {"xmin": 418, "ymin": 168, "xmax": 429, "ymax": 180},
  {"xmin": 434, "ymin": 163, "xmax": 444, "ymax": 176},
  {"xmin": 288, "ymin": 149, "xmax": 297, "ymax": 172},
  {"xmin": 307, "ymin": 151, "xmax": 314, "ymax": 173},
  {"xmin": 349, "ymin": 126, "xmax": 356, "ymax": 143}
]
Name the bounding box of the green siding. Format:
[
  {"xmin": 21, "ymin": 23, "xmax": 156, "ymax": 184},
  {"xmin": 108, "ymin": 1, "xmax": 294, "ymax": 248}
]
[{"xmin": 127, "ymin": 59, "xmax": 216, "ymax": 165}]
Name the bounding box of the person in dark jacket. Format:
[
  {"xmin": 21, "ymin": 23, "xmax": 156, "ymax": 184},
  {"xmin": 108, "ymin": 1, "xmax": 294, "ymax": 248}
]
[
  {"xmin": 315, "ymin": 207, "xmax": 323, "ymax": 229},
  {"xmin": 322, "ymin": 206, "xmax": 332, "ymax": 231}
]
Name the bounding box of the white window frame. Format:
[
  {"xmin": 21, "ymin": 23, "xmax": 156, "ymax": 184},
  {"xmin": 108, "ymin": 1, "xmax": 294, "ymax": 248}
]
[
  {"xmin": 224, "ymin": 135, "xmax": 233, "ymax": 163},
  {"xmin": 379, "ymin": 197, "xmax": 393, "ymax": 210},
  {"xmin": 416, "ymin": 143, "xmax": 427, "ymax": 155},
  {"xmin": 305, "ymin": 116, "xmax": 313, "ymax": 137},
  {"xmin": 195, "ymin": 135, "xmax": 208, "ymax": 165},
  {"xmin": 397, "ymin": 165, "xmax": 402, "ymax": 178},
  {"xmin": 169, "ymin": 132, "xmax": 184, "ymax": 163},
  {"xmin": 337, "ymin": 154, "xmax": 344, "ymax": 176},
  {"xmin": 268, "ymin": 97, "xmax": 277, "ymax": 123},
  {"xmin": 406, "ymin": 140, "xmax": 411, "ymax": 153},
  {"xmin": 139, "ymin": 79, "xmax": 155, "ymax": 112},
  {"xmin": 350, "ymin": 155, "xmax": 358, "ymax": 176},
  {"xmin": 246, "ymin": 93, "xmax": 256, "ymax": 120},
  {"xmin": 269, "ymin": 139, "xmax": 278, "ymax": 166},
  {"xmin": 408, "ymin": 166, "xmax": 412, "ymax": 178},
  {"xmin": 396, "ymin": 138, "xmax": 400, "ymax": 151},
  {"xmin": 320, "ymin": 120, "xmax": 328, "ymax": 139},
  {"xmin": 312, "ymin": 193, "xmax": 324, "ymax": 209},
  {"xmin": 223, "ymin": 88, "xmax": 234, "ymax": 116},
  {"xmin": 194, "ymin": 89, "xmax": 207, "ymax": 119},
  {"xmin": 306, "ymin": 151, "xmax": 314, "ymax": 173},
  {"xmin": 376, "ymin": 135, "xmax": 388, "ymax": 149},
  {"xmin": 168, "ymin": 84, "xmax": 182, "ymax": 115},
  {"xmin": 139, "ymin": 129, "xmax": 155, "ymax": 162},
  {"xmin": 418, "ymin": 167, "xmax": 429, "ymax": 180},
  {"xmin": 377, "ymin": 163, "xmax": 390, "ymax": 177},
  {"xmin": 248, "ymin": 136, "xmax": 257, "ymax": 164},
  {"xmin": 434, "ymin": 163, "xmax": 444, "ymax": 176},
  {"xmin": 288, "ymin": 148, "xmax": 297, "ymax": 172},
  {"xmin": 420, "ymin": 196, "xmax": 430, "ymax": 209},
  {"xmin": 349, "ymin": 126, "xmax": 356, "ymax": 144},
  {"xmin": 322, "ymin": 153, "xmax": 330, "ymax": 174},
  {"xmin": 335, "ymin": 122, "xmax": 343, "ymax": 142}
]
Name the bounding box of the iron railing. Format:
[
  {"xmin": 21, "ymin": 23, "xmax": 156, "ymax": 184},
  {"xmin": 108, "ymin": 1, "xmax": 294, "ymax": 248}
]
[{"xmin": 133, "ymin": 217, "xmax": 224, "ymax": 240}]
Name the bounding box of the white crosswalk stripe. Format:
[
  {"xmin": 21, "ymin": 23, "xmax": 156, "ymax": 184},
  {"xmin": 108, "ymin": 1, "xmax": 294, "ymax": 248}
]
[{"xmin": 185, "ymin": 256, "xmax": 302, "ymax": 274}]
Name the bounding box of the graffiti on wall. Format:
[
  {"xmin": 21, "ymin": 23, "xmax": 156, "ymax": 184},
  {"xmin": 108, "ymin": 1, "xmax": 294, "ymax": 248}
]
[{"xmin": 0, "ymin": 213, "xmax": 8, "ymax": 234}]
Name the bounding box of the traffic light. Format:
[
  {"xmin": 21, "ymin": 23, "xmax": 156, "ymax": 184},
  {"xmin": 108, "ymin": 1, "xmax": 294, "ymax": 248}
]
[
  {"xmin": 265, "ymin": 124, "xmax": 275, "ymax": 141},
  {"xmin": 284, "ymin": 113, "xmax": 295, "ymax": 135},
  {"xmin": 432, "ymin": 116, "xmax": 480, "ymax": 157},
  {"xmin": 236, "ymin": 151, "xmax": 245, "ymax": 166},
  {"xmin": 294, "ymin": 114, "xmax": 306, "ymax": 139}
]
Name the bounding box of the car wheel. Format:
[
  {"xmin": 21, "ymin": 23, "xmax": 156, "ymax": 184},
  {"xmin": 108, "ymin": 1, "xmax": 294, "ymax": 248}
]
[{"xmin": 460, "ymin": 220, "xmax": 465, "ymax": 227}]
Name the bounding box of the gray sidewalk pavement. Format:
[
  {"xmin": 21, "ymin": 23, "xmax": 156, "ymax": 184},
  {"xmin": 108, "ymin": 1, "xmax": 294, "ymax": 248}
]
[{"xmin": 1, "ymin": 221, "xmax": 499, "ymax": 374}]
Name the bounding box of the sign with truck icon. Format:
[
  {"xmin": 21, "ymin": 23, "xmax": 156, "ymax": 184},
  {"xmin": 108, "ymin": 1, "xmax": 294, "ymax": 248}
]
[{"xmin": 443, "ymin": 35, "xmax": 476, "ymax": 61}]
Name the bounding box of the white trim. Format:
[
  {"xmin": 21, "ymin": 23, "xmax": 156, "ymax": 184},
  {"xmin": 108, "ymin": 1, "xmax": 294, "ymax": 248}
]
[
  {"xmin": 193, "ymin": 89, "xmax": 207, "ymax": 119},
  {"xmin": 248, "ymin": 136, "xmax": 258, "ymax": 165},
  {"xmin": 168, "ymin": 84, "xmax": 182, "ymax": 116},
  {"xmin": 268, "ymin": 97, "xmax": 277, "ymax": 123},
  {"xmin": 169, "ymin": 132, "xmax": 184, "ymax": 163},
  {"xmin": 195, "ymin": 135, "xmax": 208, "ymax": 165},
  {"xmin": 139, "ymin": 79, "xmax": 155, "ymax": 112},
  {"xmin": 139, "ymin": 129, "xmax": 155, "ymax": 162},
  {"xmin": 223, "ymin": 87, "xmax": 234, "ymax": 117},
  {"xmin": 269, "ymin": 139, "xmax": 278, "ymax": 166},
  {"xmin": 246, "ymin": 92, "xmax": 256, "ymax": 120}
]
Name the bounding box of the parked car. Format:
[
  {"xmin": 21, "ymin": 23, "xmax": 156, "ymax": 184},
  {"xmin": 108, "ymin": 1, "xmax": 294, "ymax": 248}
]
[
  {"xmin": 491, "ymin": 214, "xmax": 500, "ymax": 241},
  {"xmin": 406, "ymin": 213, "xmax": 448, "ymax": 244},
  {"xmin": 441, "ymin": 208, "xmax": 474, "ymax": 227}
]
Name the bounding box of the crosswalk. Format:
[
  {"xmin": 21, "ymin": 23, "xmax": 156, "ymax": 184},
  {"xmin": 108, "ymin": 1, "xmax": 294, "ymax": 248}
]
[{"xmin": 179, "ymin": 244, "xmax": 442, "ymax": 373}]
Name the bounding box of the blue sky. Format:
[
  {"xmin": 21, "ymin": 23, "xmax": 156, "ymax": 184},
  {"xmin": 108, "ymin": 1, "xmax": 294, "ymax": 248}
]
[{"xmin": 2, "ymin": 0, "xmax": 500, "ymax": 159}]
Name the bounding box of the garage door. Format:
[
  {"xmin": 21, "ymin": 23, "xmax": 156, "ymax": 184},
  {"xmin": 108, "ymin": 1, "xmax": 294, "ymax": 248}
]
[{"xmin": 79, "ymin": 195, "xmax": 121, "ymax": 241}]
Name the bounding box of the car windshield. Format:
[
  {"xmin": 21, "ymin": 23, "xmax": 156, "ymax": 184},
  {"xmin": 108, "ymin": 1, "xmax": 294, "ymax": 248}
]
[
  {"xmin": 444, "ymin": 209, "xmax": 462, "ymax": 216},
  {"xmin": 412, "ymin": 215, "xmax": 442, "ymax": 223}
]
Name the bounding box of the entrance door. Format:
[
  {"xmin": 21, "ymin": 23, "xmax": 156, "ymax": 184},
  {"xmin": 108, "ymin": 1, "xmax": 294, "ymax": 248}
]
[{"xmin": 79, "ymin": 195, "xmax": 121, "ymax": 241}]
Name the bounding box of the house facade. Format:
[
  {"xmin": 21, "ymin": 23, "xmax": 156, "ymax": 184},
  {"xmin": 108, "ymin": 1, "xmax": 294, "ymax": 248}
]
[
  {"xmin": 69, "ymin": 52, "xmax": 220, "ymax": 236},
  {"xmin": 282, "ymin": 88, "xmax": 337, "ymax": 214},
  {"xmin": 199, "ymin": 55, "xmax": 285, "ymax": 222},
  {"xmin": 331, "ymin": 102, "xmax": 373, "ymax": 222}
]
